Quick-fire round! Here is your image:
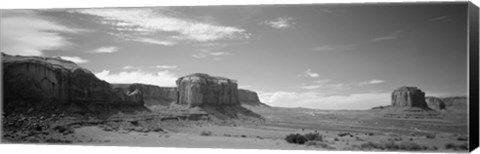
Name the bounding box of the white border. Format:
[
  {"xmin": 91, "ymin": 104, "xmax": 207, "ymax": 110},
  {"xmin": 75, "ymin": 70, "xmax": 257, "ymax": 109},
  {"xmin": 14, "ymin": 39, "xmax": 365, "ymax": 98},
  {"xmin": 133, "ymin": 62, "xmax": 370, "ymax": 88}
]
[{"xmin": 1, "ymin": 0, "xmax": 478, "ymax": 154}]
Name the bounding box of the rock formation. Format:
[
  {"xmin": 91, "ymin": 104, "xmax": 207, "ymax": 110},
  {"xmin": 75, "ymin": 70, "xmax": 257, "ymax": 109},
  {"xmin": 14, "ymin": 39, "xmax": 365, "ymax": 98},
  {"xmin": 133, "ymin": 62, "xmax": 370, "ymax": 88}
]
[
  {"xmin": 2, "ymin": 53, "xmax": 143, "ymax": 106},
  {"xmin": 112, "ymin": 83, "xmax": 177, "ymax": 106},
  {"xmin": 176, "ymin": 73, "xmax": 240, "ymax": 107},
  {"xmin": 425, "ymin": 96, "xmax": 446, "ymax": 110},
  {"xmin": 442, "ymin": 96, "xmax": 467, "ymax": 107},
  {"xmin": 238, "ymin": 89, "xmax": 268, "ymax": 106},
  {"xmin": 391, "ymin": 87, "xmax": 428, "ymax": 108}
]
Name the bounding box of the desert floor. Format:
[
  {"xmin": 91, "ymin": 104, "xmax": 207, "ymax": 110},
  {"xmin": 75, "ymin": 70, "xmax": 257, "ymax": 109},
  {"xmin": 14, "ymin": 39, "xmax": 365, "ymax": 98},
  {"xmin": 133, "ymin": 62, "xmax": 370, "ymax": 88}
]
[{"xmin": 2, "ymin": 105, "xmax": 469, "ymax": 152}]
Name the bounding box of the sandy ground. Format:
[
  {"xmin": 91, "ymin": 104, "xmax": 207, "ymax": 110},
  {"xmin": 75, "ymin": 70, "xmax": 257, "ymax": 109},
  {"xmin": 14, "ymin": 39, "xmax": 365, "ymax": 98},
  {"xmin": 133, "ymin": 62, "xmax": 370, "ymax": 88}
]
[
  {"xmin": 3, "ymin": 106, "xmax": 469, "ymax": 152},
  {"xmin": 71, "ymin": 126, "xmax": 312, "ymax": 150}
]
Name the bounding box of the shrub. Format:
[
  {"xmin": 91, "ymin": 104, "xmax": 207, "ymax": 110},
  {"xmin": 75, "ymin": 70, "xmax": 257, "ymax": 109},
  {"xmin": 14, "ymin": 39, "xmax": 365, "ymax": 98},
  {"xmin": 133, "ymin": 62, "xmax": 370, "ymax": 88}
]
[
  {"xmin": 359, "ymin": 141, "xmax": 429, "ymax": 151},
  {"xmin": 426, "ymin": 134, "xmax": 436, "ymax": 139},
  {"xmin": 305, "ymin": 141, "xmax": 333, "ymax": 149},
  {"xmin": 200, "ymin": 131, "xmax": 212, "ymax": 136},
  {"xmin": 445, "ymin": 143, "xmax": 468, "ymax": 150},
  {"xmin": 52, "ymin": 125, "xmax": 74, "ymax": 135},
  {"xmin": 304, "ymin": 132, "xmax": 323, "ymax": 141},
  {"xmin": 457, "ymin": 136, "xmax": 468, "ymax": 141},
  {"xmin": 285, "ymin": 133, "xmax": 308, "ymax": 144},
  {"xmin": 398, "ymin": 142, "xmax": 426, "ymax": 151}
]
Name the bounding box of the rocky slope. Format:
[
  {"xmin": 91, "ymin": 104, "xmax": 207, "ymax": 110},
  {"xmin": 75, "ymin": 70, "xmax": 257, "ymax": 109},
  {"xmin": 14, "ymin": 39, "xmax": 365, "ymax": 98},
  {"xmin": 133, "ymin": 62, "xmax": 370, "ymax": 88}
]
[
  {"xmin": 112, "ymin": 83, "xmax": 177, "ymax": 107},
  {"xmin": 2, "ymin": 53, "xmax": 144, "ymax": 112},
  {"xmin": 176, "ymin": 73, "xmax": 240, "ymax": 107}
]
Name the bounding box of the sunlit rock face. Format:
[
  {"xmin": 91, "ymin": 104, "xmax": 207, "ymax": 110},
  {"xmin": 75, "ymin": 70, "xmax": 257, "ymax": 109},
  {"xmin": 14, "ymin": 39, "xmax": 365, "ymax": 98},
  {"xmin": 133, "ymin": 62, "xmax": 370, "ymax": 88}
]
[
  {"xmin": 112, "ymin": 83, "xmax": 177, "ymax": 106},
  {"xmin": 176, "ymin": 73, "xmax": 240, "ymax": 107},
  {"xmin": 391, "ymin": 87, "xmax": 428, "ymax": 108},
  {"xmin": 425, "ymin": 96, "xmax": 446, "ymax": 110},
  {"xmin": 238, "ymin": 89, "xmax": 263, "ymax": 106},
  {"xmin": 2, "ymin": 53, "xmax": 143, "ymax": 105}
]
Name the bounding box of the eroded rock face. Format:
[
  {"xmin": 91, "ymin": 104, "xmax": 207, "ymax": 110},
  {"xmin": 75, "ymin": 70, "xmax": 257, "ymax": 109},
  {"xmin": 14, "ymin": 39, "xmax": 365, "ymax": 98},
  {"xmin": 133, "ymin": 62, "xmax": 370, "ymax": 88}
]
[
  {"xmin": 425, "ymin": 96, "xmax": 446, "ymax": 110},
  {"xmin": 176, "ymin": 73, "xmax": 239, "ymax": 107},
  {"xmin": 391, "ymin": 87, "xmax": 428, "ymax": 108},
  {"xmin": 112, "ymin": 83, "xmax": 177, "ymax": 106},
  {"xmin": 2, "ymin": 53, "xmax": 143, "ymax": 105},
  {"xmin": 238, "ymin": 89, "xmax": 263, "ymax": 106}
]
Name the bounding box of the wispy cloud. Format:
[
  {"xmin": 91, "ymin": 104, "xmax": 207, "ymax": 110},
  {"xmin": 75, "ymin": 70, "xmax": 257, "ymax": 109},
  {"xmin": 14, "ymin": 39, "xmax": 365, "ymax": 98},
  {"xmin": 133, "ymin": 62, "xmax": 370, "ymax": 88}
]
[
  {"xmin": 59, "ymin": 56, "xmax": 89, "ymax": 64},
  {"xmin": 192, "ymin": 49, "xmax": 232, "ymax": 60},
  {"xmin": 132, "ymin": 38, "xmax": 176, "ymax": 46},
  {"xmin": 92, "ymin": 46, "xmax": 119, "ymax": 53},
  {"xmin": 1, "ymin": 11, "xmax": 82, "ymax": 56},
  {"xmin": 73, "ymin": 8, "xmax": 249, "ymax": 44},
  {"xmin": 259, "ymin": 91, "xmax": 389, "ymax": 110},
  {"xmin": 300, "ymin": 85, "xmax": 323, "ymax": 90},
  {"xmin": 371, "ymin": 31, "xmax": 401, "ymax": 42},
  {"xmin": 152, "ymin": 65, "xmax": 178, "ymax": 69},
  {"xmin": 300, "ymin": 82, "xmax": 352, "ymax": 91},
  {"xmin": 358, "ymin": 79, "xmax": 385, "ymax": 86},
  {"xmin": 301, "ymin": 79, "xmax": 383, "ymax": 90},
  {"xmin": 299, "ymin": 69, "xmax": 319, "ymax": 78},
  {"xmin": 95, "ymin": 70, "xmax": 177, "ymax": 87},
  {"xmin": 121, "ymin": 65, "xmax": 141, "ymax": 70},
  {"xmin": 261, "ymin": 17, "xmax": 296, "ymax": 29}
]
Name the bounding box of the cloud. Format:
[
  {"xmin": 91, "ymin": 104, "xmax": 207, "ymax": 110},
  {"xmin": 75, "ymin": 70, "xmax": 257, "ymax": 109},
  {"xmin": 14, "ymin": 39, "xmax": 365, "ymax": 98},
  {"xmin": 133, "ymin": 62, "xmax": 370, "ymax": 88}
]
[
  {"xmin": 59, "ymin": 56, "xmax": 89, "ymax": 64},
  {"xmin": 359, "ymin": 80, "xmax": 385, "ymax": 86},
  {"xmin": 132, "ymin": 38, "xmax": 176, "ymax": 46},
  {"xmin": 300, "ymin": 85, "xmax": 322, "ymax": 90},
  {"xmin": 313, "ymin": 79, "xmax": 331, "ymax": 84},
  {"xmin": 302, "ymin": 69, "xmax": 319, "ymax": 78},
  {"xmin": 122, "ymin": 65, "xmax": 141, "ymax": 70},
  {"xmin": 300, "ymin": 82, "xmax": 352, "ymax": 91},
  {"xmin": 73, "ymin": 8, "xmax": 249, "ymax": 43},
  {"xmin": 95, "ymin": 70, "xmax": 177, "ymax": 87},
  {"xmin": 259, "ymin": 91, "xmax": 390, "ymax": 110},
  {"xmin": 1, "ymin": 12, "xmax": 81, "ymax": 56},
  {"xmin": 301, "ymin": 79, "xmax": 383, "ymax": 90},
  {"xmin": 192, "ymin": 49, "xmax": 232, "ymax": 60},
  {"xmin": 371, "ymin": 31, "xmax": 401, "ymax": 42},
  {"xmin": 152, "ymin": 65, "xmax": 178, "ymax": 69},
  {"xmin": 92, "ymin": 46, "xmax": 119, "ymax": 53},
  {"xmin": 262, "ymin": 17, "xmax": 295, "ymax": 29}
]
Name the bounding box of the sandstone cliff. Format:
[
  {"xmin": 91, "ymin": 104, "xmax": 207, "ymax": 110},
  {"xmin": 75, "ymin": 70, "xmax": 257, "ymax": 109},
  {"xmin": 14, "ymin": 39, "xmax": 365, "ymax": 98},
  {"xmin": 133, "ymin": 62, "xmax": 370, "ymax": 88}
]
[
  {"xmin": 112, "ymin": 83, "xmax": 177, "ymax": 107},
  {"xmin": 2, "ymin": 53, "xmax": 143, "ymax": 106},
  {"xmin": 425, "ymin": 96, "xmax": 446, "ymax": 110},
  {"xmin": 176, "ymin": 73, "xmax": 240, "ymax": 107},
  {"xmin": 391, "ymin": 87, "xmax": 428, "ymax": 108},
  {"xmin": 440, "ymin": 96, "xmax": 467, "ymax": 112},
  {"xmin": 238, "ymin": 89, "xmax": 268, "ymax": 107}
]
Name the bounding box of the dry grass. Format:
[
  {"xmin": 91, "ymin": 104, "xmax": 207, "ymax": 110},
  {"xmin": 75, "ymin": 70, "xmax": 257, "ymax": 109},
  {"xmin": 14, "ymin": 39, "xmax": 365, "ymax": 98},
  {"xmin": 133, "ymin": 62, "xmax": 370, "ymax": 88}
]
[
  {"xmin": 200, "ymin": 131, "xmax": 213, "ymax": 136},
  {"xmin": 357, "ymin": 141, "xmax": 433, "ymax": 151}
]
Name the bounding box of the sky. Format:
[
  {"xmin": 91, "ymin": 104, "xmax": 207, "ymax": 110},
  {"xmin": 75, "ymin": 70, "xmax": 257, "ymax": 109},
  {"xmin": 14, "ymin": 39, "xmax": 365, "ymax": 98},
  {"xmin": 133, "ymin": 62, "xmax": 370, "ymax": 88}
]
[{"xmin": 0, "ymin": 3, "xmax": 469, "ymax": 109}]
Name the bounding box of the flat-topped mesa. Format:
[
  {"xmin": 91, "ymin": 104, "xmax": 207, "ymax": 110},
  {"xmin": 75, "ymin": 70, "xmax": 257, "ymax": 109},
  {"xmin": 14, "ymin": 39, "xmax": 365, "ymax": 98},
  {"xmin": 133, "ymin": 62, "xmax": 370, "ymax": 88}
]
[
  {"xmin": 112, "ymin": 83, "xmax": 177, "ymax": 106},
  {"xmin": 2, "ymin": 53, "xmax": 143, "ymax": 106},
  {"xmin": 238, "ymin": 89, "xmax": 265, "ymax": 106},
  {"xmin": 176, "ymin": 73, "xmax": 240, "ymax": 107},
  {"xmin": 391, "ymin": 86, "xmax": 428, "ymax": 108},
  {"xmin": 238, "ymin": 89, "xmax": 260, "ymax": 103}
]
